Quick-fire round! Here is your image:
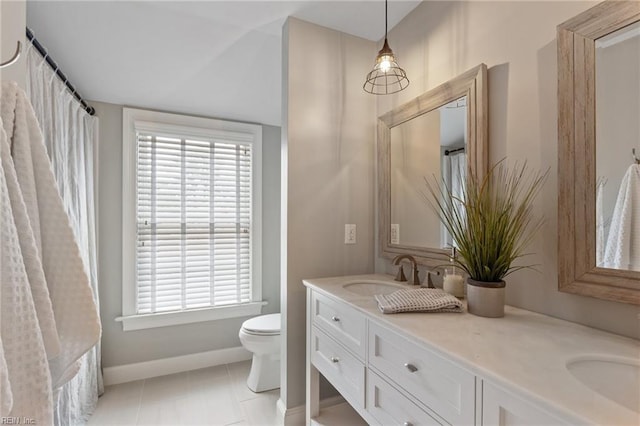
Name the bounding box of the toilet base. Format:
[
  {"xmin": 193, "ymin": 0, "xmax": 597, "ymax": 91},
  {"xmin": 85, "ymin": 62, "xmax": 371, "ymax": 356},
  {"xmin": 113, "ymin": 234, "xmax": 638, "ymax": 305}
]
[{"xmin": 247, "ymin": 353, "xmax": 280, "ymax": 393}]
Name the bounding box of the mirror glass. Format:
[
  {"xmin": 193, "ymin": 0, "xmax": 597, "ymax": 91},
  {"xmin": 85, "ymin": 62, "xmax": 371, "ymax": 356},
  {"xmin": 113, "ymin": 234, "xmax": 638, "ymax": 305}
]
[
  {"xmin": 595, "ymin": 21, "xmax": 640, "ymax": 272},
  {"xmin": 389, "ymin": 96, "xmax": 467, "ymax": 248}
]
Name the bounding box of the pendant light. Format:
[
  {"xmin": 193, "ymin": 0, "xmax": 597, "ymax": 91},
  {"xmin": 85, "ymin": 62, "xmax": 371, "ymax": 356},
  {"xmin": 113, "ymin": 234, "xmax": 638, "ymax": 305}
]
[{"xmin": 363, "ymin": 0, "xmax": 409, "ymax": 95}]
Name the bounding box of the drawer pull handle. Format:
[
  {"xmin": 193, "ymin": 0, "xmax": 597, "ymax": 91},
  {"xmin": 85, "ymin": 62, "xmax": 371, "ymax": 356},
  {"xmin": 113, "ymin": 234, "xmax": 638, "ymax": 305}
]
[
  {"xmin": 330, "ymin": 356, "xmax": 340, "ymax": 363},
  {"xmin": 331, "ymin": 316, "xmax": 340, "ymax": 322},
  {"xmin": 403, "ymin": 422, "xmax": 413, "ymax": 426},
  {"xmin": 404, "ymin": 363, "xmax": 418, "ymax": 373}
]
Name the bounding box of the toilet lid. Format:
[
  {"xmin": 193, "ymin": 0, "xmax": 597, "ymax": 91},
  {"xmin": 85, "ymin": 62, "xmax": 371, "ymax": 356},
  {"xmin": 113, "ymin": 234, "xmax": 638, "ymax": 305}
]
[{"xmin": 242, "ymin": 313, "xmax": 281, "ymax": 335}]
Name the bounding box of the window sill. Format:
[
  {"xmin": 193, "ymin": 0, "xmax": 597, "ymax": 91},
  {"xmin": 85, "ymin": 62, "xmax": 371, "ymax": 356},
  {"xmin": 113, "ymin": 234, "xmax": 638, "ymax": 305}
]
[{"xmin": 116, "ymin": 301, "xmax": 267, "ymax": 331}]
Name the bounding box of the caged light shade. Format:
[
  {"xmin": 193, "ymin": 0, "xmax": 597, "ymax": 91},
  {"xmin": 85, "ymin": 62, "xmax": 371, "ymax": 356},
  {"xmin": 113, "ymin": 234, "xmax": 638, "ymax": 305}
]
[{"xmin": 363, "ymin": 0, "xmax": 409, "ymax": 95}]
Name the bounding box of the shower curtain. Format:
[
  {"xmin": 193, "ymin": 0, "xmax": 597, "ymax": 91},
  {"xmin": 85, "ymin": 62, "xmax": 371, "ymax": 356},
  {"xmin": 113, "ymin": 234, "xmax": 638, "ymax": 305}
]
[
  {"xmin": 442, "ymin": 151, "xmax": 466, "ymax": 248},
  {"xmin": 25, "ymin": 47, "xmax": 102, "ymax": 425},
  {"xmin": 596, "ymin": 177, "xmax": 607, "ymax": 267}
]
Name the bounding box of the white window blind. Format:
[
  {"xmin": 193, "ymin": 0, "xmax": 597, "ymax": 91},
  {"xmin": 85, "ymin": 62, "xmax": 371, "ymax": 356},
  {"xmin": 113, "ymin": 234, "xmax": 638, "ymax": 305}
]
[{"xmin": 136, "ymin": 133, "xmax": 253, "ymax": 314}]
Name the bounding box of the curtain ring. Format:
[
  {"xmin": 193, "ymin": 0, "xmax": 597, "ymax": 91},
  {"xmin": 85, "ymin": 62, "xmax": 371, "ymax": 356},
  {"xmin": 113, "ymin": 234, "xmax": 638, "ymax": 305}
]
[
  {"xmin": 25, "ymin": 29, "xmax": 36, "ymax": 56},
  {"xmin": 38, "ymin": 45, "xmax": 49, "ymax": 70},
  {"xmin": 48, "ymin": 57, "xmax": 61, "ymax": 84},
  {"xmin": 49, "ymin": 68, "xmax": 58, "ymax": 85},
  {"xmin": 59, "ymin": 77, "xmax": 74, "ymax": 98}
]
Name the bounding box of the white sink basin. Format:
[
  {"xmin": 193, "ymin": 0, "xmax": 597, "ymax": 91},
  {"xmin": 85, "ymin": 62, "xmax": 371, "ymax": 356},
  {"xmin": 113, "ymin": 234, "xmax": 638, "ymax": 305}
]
[
  {"xmin": 566, "ymin": 355, "xmax": 640, "ymax": 413},
  {"xmin": 342, "ymin": 281, "xmax": 405, "ymax": 296}
]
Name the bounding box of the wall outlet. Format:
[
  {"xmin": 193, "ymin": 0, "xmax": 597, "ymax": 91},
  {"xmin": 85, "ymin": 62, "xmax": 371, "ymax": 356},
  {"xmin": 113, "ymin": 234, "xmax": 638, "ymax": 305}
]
[
  {"xmin": 391, "ymin": 224, "xmax": 400, "ymax": 244},
  {"xmin": 345, "ymin": 224, "xmax": 356, "ymax": 244}
]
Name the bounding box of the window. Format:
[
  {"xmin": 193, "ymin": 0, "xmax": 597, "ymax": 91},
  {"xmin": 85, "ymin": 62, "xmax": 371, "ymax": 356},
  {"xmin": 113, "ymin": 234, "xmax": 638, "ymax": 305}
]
[{"xmin": 119, "ymin": 108, "xmax": 263, "ymax": 331}]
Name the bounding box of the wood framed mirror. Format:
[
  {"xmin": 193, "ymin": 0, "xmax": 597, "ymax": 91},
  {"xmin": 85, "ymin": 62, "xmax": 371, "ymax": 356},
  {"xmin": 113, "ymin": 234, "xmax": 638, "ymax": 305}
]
[
  {"xmin": 558, "ymin": 0, "xmax": 640, "ymax": 304},
  {"xmin": 378, "ymin": 64, "xmax": 488, "ymax": 268}
]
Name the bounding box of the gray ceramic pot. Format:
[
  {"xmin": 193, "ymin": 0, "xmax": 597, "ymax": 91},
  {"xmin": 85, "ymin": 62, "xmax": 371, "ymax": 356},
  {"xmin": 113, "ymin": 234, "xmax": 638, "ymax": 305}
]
[{"xmin": 466, "ymin": 278, "xmax": 506, "ymax": 318}]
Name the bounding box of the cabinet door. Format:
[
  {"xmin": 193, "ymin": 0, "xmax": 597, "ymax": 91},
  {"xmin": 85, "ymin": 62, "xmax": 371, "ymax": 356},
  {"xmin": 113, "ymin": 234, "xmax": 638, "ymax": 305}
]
[{"xmin": 483, "ymin": 381, "xmax": 571, "ymax": 426}]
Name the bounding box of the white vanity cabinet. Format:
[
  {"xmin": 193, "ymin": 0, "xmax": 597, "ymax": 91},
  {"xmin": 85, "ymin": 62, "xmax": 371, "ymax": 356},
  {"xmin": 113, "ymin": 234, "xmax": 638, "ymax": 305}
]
[
  {"xmin": 306, "ymin": 288, "xmax": 476, "ymax": 425},
  {"xmin": 304, "ymin": 275, "xmax": 640, "ymax": 425}
]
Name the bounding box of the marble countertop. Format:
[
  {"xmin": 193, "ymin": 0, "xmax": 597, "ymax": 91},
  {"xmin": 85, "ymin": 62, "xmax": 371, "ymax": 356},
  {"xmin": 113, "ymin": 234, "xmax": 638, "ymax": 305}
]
[{"xmin": 303, "ymin": 274, "xmax": 640, "ymax": 425}]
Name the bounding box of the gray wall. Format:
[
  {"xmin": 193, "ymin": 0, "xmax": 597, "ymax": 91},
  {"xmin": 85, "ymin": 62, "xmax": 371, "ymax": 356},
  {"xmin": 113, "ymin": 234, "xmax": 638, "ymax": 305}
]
[
  {"xmin": 281, "ymin": 18, "xmax": 376, "ymax": 409},
  {"xmin": 375, "ymin": 1, "xmax": 640, "ymax": 339},
  {"xmin": 93, "ymin": 101, "xmax": 281, "ymax": 368}
]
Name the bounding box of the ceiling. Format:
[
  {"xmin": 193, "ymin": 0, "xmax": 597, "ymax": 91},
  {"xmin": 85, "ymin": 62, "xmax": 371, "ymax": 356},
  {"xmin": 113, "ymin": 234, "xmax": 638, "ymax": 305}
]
[{"xmin": 26, "ymin": 1, "xmax": 421, "ymax": 126}]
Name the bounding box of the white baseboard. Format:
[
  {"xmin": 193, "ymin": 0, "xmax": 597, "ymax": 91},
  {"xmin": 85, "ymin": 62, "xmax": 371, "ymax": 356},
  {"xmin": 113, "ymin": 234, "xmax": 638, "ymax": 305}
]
[
  {"xmin": 276, "ymin": 395, "xmax": 346, "ymax": 426},
  {"xmin": 277, "ymin": 398, "xmax": 304, "ymax": 426},
  {"xmin": 103, "ymin": 346, "xmax": 252, "ymax": 386}
]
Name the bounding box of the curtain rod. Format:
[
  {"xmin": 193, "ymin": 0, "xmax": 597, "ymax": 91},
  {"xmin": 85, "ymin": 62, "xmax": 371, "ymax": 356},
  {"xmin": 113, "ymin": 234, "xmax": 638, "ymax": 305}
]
[
  {"xmin": 25, "ymin": 28, "xmax": 95, "ymax": 116},
  {"xmin": 444, "ymin": 147, "xmax": 465, "ymax": 156}
]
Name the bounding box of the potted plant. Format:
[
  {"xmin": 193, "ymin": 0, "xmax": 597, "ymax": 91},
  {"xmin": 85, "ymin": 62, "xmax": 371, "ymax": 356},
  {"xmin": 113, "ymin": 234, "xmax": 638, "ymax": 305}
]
[{"xmin": 425, "ymin": 160, "xmax": 548, "ymax": 317}]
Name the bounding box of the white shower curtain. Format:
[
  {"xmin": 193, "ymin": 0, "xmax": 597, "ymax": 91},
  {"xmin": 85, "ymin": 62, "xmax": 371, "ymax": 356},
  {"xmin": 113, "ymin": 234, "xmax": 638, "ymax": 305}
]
[
  {"xmin": 441, "ymin": 151, "xmax": 466, "ymax": 248},
  {"xmin": 596, "ymin": 177, "xmax": 607, "ymax": 267},
  {"xmin": 25, "ymin": 47, "xmax": 102, "ymax": 425}
]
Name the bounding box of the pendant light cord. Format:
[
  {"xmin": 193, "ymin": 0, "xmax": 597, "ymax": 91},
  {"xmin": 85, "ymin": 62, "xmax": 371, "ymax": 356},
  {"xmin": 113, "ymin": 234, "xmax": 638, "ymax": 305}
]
[{"xmin": 385, "ymin": 0, "xmax": 388, "ymax": 39}]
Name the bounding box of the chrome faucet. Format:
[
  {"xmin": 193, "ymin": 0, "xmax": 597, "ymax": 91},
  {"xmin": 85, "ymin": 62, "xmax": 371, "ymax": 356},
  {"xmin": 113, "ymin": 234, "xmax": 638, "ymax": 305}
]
[{"xmin": 392, "ymin": 254, "xmax": 420, "ymax": 286}]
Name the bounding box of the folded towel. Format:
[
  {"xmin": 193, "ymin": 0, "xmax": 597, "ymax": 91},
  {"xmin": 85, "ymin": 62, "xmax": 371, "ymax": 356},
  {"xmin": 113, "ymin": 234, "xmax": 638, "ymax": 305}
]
[{"xmin": 375, "ymin": 288, "xmax": 464, "ymax": 314}]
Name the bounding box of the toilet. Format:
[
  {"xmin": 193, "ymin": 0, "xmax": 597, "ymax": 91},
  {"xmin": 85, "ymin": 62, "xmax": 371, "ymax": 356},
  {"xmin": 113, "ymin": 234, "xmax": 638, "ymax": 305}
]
[{"xmin": 238, "ymin": 313, "xmax": 281, "ymax": 393}]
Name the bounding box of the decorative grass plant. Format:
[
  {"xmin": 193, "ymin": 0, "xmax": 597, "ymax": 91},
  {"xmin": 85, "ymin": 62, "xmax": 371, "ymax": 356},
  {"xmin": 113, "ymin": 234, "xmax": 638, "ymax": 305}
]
[{"xmin": 426, "ymin": 160, "xmax": 548, "ymax": 283}]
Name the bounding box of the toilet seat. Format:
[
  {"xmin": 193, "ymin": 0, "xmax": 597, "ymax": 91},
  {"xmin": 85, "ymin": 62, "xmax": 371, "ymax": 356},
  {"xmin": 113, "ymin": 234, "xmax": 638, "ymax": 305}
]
[{"xmin": 241, "ymin": 313, "xmax": 281, "ymax": 336}]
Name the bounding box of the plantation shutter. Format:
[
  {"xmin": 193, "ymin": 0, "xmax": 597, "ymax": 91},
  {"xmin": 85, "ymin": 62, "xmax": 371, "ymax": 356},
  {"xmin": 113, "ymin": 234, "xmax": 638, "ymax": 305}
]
[{"xmin": 136, "ymin": 132, "xmax": 252, "ymax": 314}]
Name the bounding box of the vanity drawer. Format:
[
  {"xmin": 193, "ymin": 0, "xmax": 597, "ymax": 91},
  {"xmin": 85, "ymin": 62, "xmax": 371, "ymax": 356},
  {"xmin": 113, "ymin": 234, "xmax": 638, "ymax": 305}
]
[
  {"xmin": 311, "ymin": 325, "xmax": 365, "ymax": 408},
  {"xmin": 368, "ymin": 321, "xmax": 476, "ymax": 425},
  {"xmin": 311, "ymin": 291, "xmax": 366, "ymax": 359},
  {"xmin": 367, "ymin": 369, "xmax": 444, "ymax": 426}
]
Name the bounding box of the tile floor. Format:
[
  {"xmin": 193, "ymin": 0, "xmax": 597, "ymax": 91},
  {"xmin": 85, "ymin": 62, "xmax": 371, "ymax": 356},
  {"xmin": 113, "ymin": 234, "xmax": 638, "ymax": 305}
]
[{"xmin": 88, "ymin": 361, "xmax": 280, "ymax": 426}]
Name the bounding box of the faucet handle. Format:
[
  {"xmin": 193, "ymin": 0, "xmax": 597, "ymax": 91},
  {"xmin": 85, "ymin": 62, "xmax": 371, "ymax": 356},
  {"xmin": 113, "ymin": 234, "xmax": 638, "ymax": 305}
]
[
  {"xmin": 412, "ymin": 265, "xmax": 420, "ymax": 286},
  {"xmin": 421, "ymin": 270, "xmax": 440, "ymax": 289},
  {"xmin": 395, "ymin": 265, "xmax": 407, "ymax": 282}
]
